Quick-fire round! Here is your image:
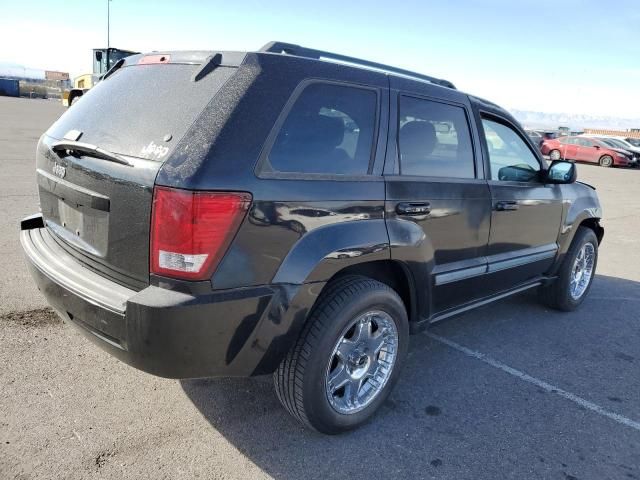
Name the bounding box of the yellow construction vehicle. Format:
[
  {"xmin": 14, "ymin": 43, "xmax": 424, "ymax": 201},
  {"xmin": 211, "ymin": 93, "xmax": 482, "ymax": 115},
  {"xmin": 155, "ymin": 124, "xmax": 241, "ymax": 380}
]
[{"xmin": 63, "ymin": 47, "xmax": 138, "ymax": 107}]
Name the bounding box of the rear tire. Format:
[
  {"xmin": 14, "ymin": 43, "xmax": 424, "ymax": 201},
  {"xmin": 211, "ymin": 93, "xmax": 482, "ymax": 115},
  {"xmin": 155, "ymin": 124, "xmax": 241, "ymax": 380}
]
[
  {"xmin": 539, "ymin": 226, "xmax": 598, "ymax": 311},
  {"xmin": 599, "ymin": 155, "xmax": 613, "ymax": 167},
  {"xmin": 274, "ymin": 275, "xmax": 409, "ymax": 434}
]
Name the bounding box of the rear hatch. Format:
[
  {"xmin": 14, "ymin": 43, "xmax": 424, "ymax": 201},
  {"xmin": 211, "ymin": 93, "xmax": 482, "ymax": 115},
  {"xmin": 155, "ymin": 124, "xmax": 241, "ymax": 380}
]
[{"xmin": 37, "ymin": 53, "xmax": 240, "ymax": 289}]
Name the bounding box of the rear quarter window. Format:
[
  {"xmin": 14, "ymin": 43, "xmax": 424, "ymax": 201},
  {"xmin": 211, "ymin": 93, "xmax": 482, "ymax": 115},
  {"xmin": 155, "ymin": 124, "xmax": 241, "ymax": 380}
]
[{"xmin": 263, "ymin": 82, "xmax": 378, "ymax": 176}]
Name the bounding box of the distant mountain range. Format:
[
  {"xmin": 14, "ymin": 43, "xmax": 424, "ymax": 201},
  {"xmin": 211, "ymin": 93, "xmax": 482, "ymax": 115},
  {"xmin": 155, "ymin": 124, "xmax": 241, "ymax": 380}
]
[{"xmin": 509, "ymin": 109, "xmax": 640, "ymax": 131}]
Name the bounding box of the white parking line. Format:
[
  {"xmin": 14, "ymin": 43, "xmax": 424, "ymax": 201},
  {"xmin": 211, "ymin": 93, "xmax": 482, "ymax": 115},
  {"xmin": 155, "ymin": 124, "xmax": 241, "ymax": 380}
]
[{"xmin": 427, "ymin": 333, "xmax": 640, "ymax": 433}]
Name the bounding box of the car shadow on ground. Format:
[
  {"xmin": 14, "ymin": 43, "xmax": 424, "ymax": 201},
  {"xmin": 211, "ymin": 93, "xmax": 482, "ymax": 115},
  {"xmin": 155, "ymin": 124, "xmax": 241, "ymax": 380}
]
[{"xmin": 180, "ymin": 274, "xmax": 640, "ymax": 480}]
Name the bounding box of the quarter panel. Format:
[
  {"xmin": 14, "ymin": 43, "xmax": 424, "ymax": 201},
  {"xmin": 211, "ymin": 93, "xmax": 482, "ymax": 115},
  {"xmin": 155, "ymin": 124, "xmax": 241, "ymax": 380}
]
[
  {"xmin": 272, "ymin": 218, "xmax": 390, "ymax": 284},
  {"xmin": 212, "ymin": 196, "xmax": 389, "ymax": 289}
]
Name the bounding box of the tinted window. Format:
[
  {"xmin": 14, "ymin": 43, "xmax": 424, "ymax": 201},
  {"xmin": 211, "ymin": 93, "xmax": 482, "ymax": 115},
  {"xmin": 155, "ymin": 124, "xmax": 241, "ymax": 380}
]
[
  {"xmin": 482, "ymin": 118, "xmax": 541, "ymax": 182},
  {"xmin": 47, "ymin": 64, "xmax": 235, "ymax": 161},
  {"xmin": 267, "ymin": 83, "xmax": 377, "ymax": 175},
  {"xmin": 576, "ymin": 138, "xmax": 594, "ymax": 147},
  {"xmin": 398, "ymin": 97, "xmax": 474, "ymax": 178}
]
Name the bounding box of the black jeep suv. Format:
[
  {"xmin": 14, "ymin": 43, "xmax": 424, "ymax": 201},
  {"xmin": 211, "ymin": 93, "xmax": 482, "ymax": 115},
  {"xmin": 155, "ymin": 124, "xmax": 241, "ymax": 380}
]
[{"xmin": 21, "ymin": 42, "xmax": 603, "ymax": 434}]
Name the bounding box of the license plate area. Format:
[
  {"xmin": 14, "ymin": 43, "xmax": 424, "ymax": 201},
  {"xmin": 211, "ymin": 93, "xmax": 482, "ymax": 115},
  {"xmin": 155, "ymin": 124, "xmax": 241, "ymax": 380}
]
[{"xmin": 55, "ymin": 199, "xmax": 109, "ymax": 257}]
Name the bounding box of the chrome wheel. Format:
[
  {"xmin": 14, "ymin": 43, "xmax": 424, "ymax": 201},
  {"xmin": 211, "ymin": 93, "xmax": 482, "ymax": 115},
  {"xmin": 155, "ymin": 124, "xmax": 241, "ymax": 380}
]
[
  {"xmin": 550, "ymin": 150, "xmax": 561, "ymax": 161},
  {"xmin": 325, "ymin": 310, "xmax": 398, "ymax": 415},
  {"xmin": 570, "ymin": 243, "xmax": 595, "ymax": 300}
]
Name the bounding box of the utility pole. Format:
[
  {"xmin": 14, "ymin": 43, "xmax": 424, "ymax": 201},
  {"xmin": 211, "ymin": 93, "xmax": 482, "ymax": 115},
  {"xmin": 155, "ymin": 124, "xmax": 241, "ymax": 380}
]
[{"xmin": 106, "ymin": 0, "xmax": 111, "ymax": 71}]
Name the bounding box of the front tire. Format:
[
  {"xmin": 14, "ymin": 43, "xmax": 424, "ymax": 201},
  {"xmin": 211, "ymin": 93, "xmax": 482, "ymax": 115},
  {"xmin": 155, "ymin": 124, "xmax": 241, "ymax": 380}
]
[
  {"xmin": 539, "ymin": 226, "xmax": 598, "ymax": 311},
  {"xmin": 549, "ymin": 149, "xmax": 561, "ymax": 161},
  {"xmin": 274, "ymin": 275, "xmax": 409, "ymax": 434},
  {"xmin": 599, "ymin": 155, "xmax": 613, "ymax": 167}
]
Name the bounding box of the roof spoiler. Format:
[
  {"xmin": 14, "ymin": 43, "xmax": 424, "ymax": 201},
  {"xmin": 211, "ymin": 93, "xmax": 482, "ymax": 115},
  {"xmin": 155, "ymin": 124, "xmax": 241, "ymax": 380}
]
[{"xmin": 259, "ymin": 41, "xmax": 456, "ymax": 89}]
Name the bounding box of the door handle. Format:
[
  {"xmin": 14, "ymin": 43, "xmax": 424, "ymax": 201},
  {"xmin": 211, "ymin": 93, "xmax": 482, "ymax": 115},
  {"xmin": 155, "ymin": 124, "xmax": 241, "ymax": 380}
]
[
  {"xmin": 495, "ymin": 201, "xmax": 519, "ymax": 211},
  {"xmin": 396, "ymin": 202, "xmax": 431, "ymax": 215}
]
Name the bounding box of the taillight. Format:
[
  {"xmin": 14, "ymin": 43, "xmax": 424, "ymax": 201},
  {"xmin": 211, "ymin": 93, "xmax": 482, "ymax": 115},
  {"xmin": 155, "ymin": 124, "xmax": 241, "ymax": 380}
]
[{"xmin": 150, "ymin": 187, "xmax": 251, "ymax": 281}]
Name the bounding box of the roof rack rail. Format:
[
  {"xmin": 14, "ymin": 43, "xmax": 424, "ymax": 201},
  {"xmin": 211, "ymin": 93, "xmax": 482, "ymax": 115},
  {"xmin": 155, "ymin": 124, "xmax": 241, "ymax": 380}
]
[{"xmin": 259, "ymin": 41, "xmax": 456, "ymax": 90}]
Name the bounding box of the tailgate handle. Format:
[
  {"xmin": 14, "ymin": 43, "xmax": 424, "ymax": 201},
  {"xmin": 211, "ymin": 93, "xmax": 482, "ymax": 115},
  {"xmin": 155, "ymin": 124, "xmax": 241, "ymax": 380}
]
[{"xmin": 37, "ymin": 169, "xmax": 110, "ymax": 212}]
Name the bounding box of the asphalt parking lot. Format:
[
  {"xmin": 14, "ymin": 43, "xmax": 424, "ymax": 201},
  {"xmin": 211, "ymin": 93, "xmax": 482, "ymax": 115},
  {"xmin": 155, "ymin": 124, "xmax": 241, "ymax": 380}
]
[{"xmin": 1, "ymin": 97, "xmax": 639, "ymax": 480}]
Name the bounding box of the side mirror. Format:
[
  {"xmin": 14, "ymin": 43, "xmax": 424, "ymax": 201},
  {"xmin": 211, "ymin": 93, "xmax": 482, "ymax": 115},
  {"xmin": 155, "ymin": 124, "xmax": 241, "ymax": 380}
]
[
  {"xmin": 546, "ymin": 160, "xmax": 576, "ymax": 184},
  {"xmin": 95, "ymin": 51, "xmax": 103, "ymax": 62},
  {"xmin": 497, "ymin": 164, "xmax": 538, "ymax": 182}
]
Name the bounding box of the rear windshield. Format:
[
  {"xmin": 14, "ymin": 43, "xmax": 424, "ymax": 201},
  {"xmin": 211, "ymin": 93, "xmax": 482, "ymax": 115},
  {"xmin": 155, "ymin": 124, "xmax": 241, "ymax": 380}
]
[{"xmin": 47, "ymin": 63, "xmax": 236, "ymax": 161}]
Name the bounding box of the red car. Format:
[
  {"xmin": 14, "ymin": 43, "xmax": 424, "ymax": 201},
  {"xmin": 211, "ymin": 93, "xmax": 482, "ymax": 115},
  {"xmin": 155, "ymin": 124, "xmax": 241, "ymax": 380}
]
[{"xmin": 541, "ymin": 136, "xmax": 636, "ymax": 167}]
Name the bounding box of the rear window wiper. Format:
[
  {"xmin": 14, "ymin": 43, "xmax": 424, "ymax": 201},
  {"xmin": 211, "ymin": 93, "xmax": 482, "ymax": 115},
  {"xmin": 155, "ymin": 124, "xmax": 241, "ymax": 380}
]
[{"xmin": 51, "ymin": 140, "xmax": 133, "ymax": 167}]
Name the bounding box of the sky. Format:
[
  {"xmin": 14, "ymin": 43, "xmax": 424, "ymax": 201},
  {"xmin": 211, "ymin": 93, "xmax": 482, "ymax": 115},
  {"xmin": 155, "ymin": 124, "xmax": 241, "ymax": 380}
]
[{"xmin": 1, "ymin": 0, "xmax": 639, "ymax": 119}]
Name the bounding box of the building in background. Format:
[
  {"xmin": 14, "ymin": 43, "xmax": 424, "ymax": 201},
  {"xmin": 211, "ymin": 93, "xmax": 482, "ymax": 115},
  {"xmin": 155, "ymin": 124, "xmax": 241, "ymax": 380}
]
[
  {"xmin": 583, "ymin": 128, "xmax": 640, "ymax": 139},
  {"xmin": 45, "ymin": 71, "xmax": 70, "ymax": 82},
  {"xmin": 0, "ymin": 63, "xmax": 70, "ymax": 99}
]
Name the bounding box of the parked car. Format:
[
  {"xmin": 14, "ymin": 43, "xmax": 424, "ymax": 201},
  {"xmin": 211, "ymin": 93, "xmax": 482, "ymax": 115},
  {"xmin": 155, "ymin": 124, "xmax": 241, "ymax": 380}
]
[
  {"xmin": 525, "ymin": 129, "xmax": 556, "ymax": 149},
  {"xmin": 624, "ymin": 137, "xmax": 640, "ymax": 147},
  {"xmin": 541, "ymin": 135, "xmax": 636, "ymax": 167},
  {"xmin": 20, "ymin": 42, "xmax": 604, "ymax": 434},
  {"xmin": 595, "ymin": 137, "xmax": 640, "ymax": 157},
  {"xmin": 525, "ymin": 129, "xmax": 544, "ymax": 148}
]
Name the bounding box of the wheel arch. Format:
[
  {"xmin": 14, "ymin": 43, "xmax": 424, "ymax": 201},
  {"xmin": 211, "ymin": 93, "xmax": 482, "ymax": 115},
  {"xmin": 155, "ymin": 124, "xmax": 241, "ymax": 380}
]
[
  {"xmin": 322, "ymin": 260, "xmax": 418, "ymax": 325},
  {"xmin": 67, "ymin": 88, "xmax": 84, "ymax": 106},
  {"xmin": 549, "ymin": 184, "xmax": 604, "ymax": 278},
  {"xmin": 578, "ymin": 217, "xmax": 604, "ymax": 244}
]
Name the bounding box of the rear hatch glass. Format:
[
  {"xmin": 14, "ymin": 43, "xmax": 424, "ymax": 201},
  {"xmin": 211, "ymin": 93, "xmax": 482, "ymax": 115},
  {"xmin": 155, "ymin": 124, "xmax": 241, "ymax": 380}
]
[
  {"xmin": 47, "ymin": 62, "xmax": 236, "ymax": 161},
  {"xmin": 38, "ymin": 62, "xmax": 237, "ymax": 289}
]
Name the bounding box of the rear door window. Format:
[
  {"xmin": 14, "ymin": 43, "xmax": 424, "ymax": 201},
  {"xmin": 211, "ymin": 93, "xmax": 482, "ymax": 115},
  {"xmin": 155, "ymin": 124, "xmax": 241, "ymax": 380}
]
[
  {"xmin": 398, "ymin": 96, "xmax": 475, "ymax": 178},
  {"xmin": 266, "ymin": 82, "xmax": 377, "ymax": 175}
]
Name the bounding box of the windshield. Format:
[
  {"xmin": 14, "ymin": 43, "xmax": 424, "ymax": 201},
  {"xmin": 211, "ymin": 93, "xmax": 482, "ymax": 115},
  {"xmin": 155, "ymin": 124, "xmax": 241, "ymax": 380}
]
[
  {"xmin": 47, "ymin": 63, "xmax": 236, "ymax": 161},
  {"xmin": 93, "ymin": 49, "xmax": 139, "ymax": 75},
  {"xmin": 598, "ymin": 138, "xmax": 618, "ymax": 148},
  {"xmin": 609, "ymin": 138, "xmax": 633, "ymax": 149}
]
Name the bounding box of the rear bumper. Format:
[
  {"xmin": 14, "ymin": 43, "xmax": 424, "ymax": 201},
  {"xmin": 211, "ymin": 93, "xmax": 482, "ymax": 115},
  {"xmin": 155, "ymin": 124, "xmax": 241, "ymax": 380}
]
[{"xmin": 20, "ymin": 222, "xmax": 318, "ymax": 379}]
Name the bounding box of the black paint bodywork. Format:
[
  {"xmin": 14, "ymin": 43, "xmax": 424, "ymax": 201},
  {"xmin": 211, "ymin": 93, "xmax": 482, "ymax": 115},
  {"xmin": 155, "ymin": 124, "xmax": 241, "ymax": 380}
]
[{"xmin": 21, "ymin": 48, "xmax": 603, "ymax": 378}]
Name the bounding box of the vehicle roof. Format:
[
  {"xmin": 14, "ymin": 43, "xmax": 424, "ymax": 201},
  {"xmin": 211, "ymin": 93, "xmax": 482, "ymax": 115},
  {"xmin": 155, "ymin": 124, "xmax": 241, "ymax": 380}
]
[
  {"xmin": 117, "ymin": 42, "xmax": 518, "ymax": 128},
  {"xmin": 120, "ymin": 41, "xmax": 465, "ymax": 96},
  {"xmin": 467, "ymin": 94, "xmax": 517, "ymax": 122}
]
